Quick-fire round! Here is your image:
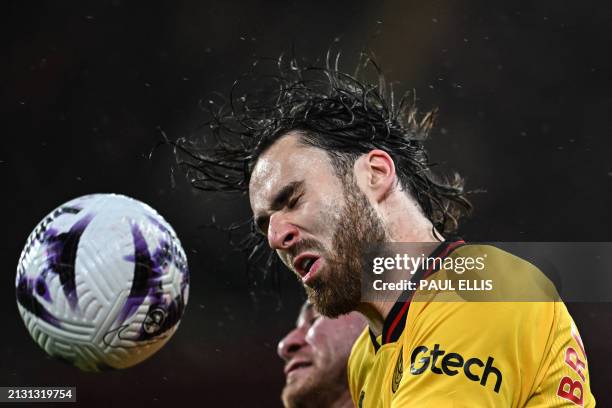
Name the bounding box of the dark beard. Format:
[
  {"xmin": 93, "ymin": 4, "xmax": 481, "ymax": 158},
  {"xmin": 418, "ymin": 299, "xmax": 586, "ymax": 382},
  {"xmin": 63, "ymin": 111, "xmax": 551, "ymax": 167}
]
[{"xmin": 305, "ymin": 179, "xmax": 387, "ymax": 318}]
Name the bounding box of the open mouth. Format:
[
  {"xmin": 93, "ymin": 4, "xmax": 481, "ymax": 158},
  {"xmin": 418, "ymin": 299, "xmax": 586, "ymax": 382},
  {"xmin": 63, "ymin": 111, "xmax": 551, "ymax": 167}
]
[
  {"xmin": 293, "ymin": 253, "xmax": 321, "ymax": 283},
  {"xmin": 285, "ymin": 360, "xmax": 313, "ymax": 375},
  {"xmin": 302, "ymin": 258, "xmax": 317, "ymax": 274},
  {"xmin": 293, "ymin": 253, "xmax": 321, "ymax": 279}
]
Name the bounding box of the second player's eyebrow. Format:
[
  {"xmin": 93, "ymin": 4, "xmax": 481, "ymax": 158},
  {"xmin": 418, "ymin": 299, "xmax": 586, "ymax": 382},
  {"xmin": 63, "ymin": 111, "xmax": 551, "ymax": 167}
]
[{"xmin": 254, "ymin": 180, "xmax": 304, "ymax": 233}]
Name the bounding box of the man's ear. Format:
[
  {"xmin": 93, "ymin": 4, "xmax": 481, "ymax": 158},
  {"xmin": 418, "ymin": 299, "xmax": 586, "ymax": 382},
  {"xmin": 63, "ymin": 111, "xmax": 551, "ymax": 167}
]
[{"xmin": 356, "ymin": 149, "xmax": 396, "ymax": 203}]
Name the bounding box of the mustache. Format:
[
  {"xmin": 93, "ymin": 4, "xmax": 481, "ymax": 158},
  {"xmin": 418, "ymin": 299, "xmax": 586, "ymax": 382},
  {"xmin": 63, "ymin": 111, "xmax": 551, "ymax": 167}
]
[{"xmin": 287, "ymin": 238, "xmax": 326, "ymax": 260}]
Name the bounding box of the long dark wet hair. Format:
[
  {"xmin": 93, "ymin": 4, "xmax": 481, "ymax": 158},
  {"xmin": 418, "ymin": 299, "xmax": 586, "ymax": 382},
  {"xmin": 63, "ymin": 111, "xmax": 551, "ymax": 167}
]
[{"xmin": 172, "ymin": 51, "xmax": 472, "ymax": 282}]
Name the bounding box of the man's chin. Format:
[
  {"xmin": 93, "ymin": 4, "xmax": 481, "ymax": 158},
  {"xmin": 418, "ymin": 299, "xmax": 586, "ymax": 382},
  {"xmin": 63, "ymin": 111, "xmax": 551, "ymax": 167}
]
[
  {"xmin": 282, "ymin": 371, "xmax": 315, "ymax": 406},
  {"xmin": 305, "ymin": 281, "xmax": 360, "ymax": 318},
  {"xmin": 286, "ymin": 364, "xmax": 314, "ymax": 384}
]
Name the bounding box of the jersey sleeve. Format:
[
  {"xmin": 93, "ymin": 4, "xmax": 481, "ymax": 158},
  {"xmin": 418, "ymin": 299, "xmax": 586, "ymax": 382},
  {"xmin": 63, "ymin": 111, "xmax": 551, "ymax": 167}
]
[{"xmin": 524, "ymin": 301, "xmax": 595, "ymax": 407}]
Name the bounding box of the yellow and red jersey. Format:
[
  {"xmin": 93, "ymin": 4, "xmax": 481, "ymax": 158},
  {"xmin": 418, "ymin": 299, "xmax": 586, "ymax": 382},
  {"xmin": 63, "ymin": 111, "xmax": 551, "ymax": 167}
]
[{"xmin": 348, "ymin": 241, "xmax": 595, "ymax": 407}]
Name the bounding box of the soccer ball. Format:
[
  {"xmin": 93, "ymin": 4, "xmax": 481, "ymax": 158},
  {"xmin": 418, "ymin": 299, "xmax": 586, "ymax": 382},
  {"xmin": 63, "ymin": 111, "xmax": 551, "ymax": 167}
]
[{"xmin": 15, "ymin": 194, "xmax": 189, "ymax": 371}]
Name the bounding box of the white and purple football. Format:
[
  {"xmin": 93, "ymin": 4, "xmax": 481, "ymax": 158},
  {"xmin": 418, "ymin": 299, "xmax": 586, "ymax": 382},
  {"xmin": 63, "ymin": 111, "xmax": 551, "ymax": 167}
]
[{"xmin": 16, "ymin": 194, "xmax": 189, "ymax": 371}]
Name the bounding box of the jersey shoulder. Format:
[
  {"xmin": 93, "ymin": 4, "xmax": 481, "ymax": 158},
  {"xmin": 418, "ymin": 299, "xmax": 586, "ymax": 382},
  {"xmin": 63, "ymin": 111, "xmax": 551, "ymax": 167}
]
[
  {"xmin": 438, "ymin": 243, "xmax": 560, "ymax": 302},
  {"xmin": 348, "ymin": 327, "xmax": 375, "ymax": 405}
]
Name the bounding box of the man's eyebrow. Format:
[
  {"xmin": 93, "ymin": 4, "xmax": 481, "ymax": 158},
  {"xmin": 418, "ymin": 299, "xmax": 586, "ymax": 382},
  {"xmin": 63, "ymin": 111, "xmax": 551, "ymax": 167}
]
[
  {"xmin": 253, "ymin": 180, "xmax": 304, "ymax": 233},
  {"xmin": 270, "ymin": 180, "xmax": 304, "ymax": 210}
]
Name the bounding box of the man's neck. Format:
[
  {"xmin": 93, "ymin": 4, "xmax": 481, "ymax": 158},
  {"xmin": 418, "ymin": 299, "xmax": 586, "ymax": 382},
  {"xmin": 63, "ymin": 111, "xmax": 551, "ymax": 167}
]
[
  {"xmin": 355, "ymin": 301, "xmax": 393, "ymax": 337},
  {"xmin": 356, "ymin": 236, "xmax": 444, "ymax": 337}
]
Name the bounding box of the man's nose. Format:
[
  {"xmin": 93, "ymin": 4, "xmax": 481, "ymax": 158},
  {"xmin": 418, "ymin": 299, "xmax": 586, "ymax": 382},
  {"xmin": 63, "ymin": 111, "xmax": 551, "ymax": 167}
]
[
  {"xmin": 267, "ymin": 213, "xmax": 299, "ymax": 250},
  {"xmin": 277, "ymin": 327, "xmax": 306, "ymax": 361}
]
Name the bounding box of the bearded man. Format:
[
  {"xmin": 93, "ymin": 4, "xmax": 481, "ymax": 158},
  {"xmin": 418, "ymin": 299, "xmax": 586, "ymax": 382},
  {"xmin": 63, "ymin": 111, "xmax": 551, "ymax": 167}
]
[{"xmin": 178, "ymin": 56, "xmax": 595, "ymax": 407}]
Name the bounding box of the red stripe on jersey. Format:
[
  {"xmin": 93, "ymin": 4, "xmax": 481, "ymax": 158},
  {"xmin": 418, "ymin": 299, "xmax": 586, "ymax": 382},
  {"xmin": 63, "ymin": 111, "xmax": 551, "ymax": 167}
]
[{"xmin": 384, "ymin": 240, "xmax": 465, "ymax": 344}]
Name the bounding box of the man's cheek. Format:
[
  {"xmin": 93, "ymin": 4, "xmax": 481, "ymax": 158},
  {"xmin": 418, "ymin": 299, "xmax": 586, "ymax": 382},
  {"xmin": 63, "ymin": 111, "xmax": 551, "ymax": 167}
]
[
  {"xmin": 313, "ymin": 200, "xmax": 342, "ymax": 229},
  {"xmin": 305, "ymin": 324, "xmax": 330, "ymax": 345}
]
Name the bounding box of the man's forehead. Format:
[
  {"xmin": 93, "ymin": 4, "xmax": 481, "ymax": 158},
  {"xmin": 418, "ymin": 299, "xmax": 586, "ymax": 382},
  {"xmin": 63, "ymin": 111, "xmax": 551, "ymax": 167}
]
[
  {"xmin": 249, "ymin": 152, "xmax": 285, "ymax": 206},
  {"xmin": 249, "ymin": 133, "xmax": 325, "ymax": 207},
  {"xmin": 251, "ymin": 133, "xmax": 303, "ymax": 179}
]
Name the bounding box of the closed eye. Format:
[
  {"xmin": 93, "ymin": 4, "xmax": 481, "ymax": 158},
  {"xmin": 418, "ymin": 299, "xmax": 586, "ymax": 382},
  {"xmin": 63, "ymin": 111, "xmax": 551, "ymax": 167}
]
[
  {"xmin": 288, "ymin": 193, "xmax": 303, "ymax": 209},
  {"xmin": 254, "ymin": 181, "xmax": 305, "ymax": 237}
]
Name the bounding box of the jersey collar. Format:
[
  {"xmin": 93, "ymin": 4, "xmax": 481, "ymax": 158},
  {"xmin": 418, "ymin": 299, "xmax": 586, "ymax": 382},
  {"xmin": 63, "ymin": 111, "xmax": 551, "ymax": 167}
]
[{"xmin": 369, "ymin": 237, "xmax": 465, "ymax": 352}]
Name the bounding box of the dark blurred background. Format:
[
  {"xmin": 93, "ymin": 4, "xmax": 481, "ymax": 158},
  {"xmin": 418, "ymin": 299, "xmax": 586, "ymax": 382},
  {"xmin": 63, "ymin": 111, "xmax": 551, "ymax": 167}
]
[{"xmin": 1, "ymin": 0, "xmax": 611, "ymax": 406}]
